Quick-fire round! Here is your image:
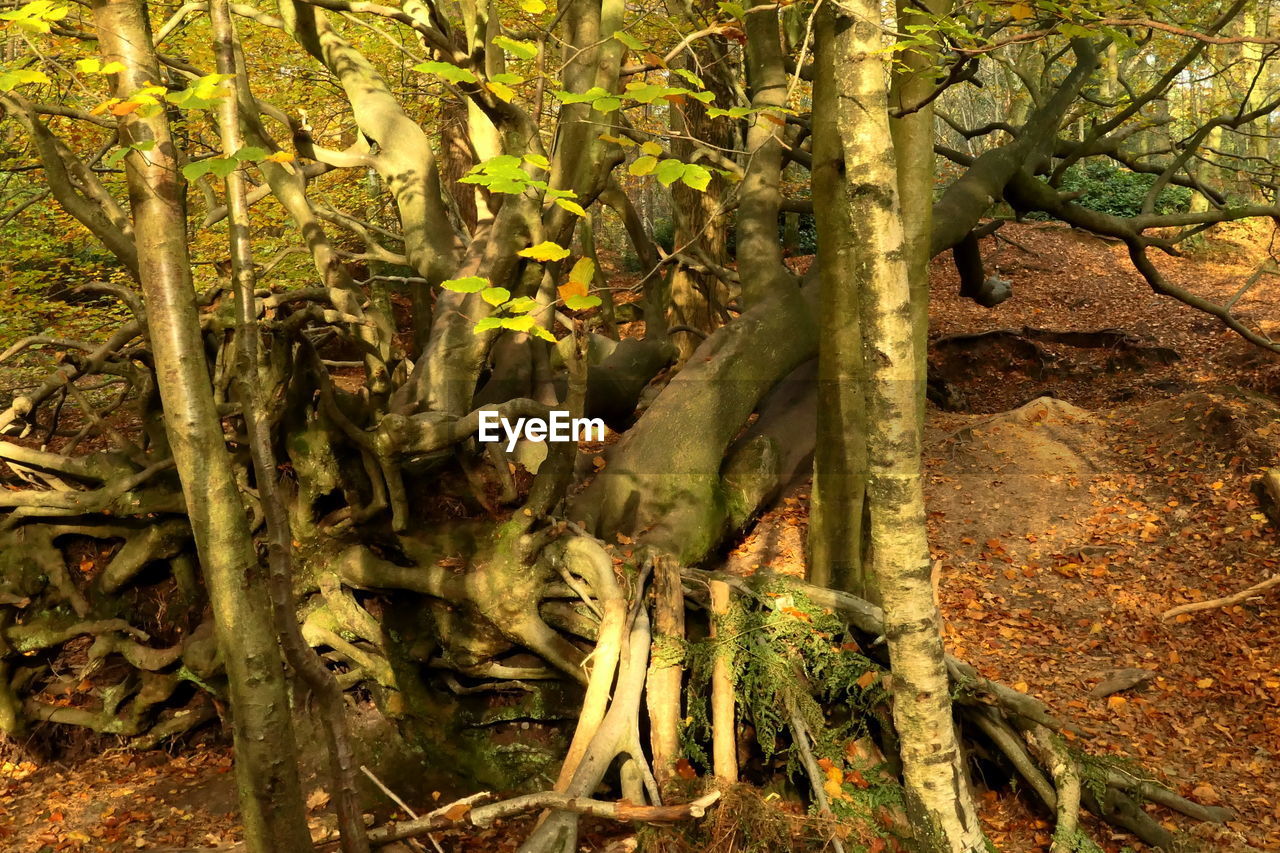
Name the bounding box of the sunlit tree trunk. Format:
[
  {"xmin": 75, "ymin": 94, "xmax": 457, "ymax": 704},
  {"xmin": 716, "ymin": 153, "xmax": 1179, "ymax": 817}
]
[
  {"xmin": 89, "ymin": 1, "xmax": 312, "ymax": 849},
  {"xmin": 827, "ymin": 0, "xmax": 984, "ymax": 848}
]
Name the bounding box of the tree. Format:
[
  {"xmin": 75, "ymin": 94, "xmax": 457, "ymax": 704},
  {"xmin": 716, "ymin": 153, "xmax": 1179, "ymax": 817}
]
[
  {"xmin": 0, "ymin": 0, "xmax": 1270, "ymax": 850},
  {"xmin": 823, "ymin": 0, "xmax": 984, "ymax": 847},
  {"xmin": 85, "ymin": 0, "xmax": 313, "ymax": 847}
]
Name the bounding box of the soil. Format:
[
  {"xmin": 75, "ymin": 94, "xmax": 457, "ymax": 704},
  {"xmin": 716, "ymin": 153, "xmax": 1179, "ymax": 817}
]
[
  {"xmin": 730, "ymin": 222, "xmax": 1280, "ymax": 851},
  {"xmin": 3, "ymin": 221, "xmax": 1279, "ymax": 851}
]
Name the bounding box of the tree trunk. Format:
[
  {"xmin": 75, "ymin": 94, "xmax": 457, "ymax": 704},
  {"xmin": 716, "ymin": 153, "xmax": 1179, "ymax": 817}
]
[
  {"xmin": 808, "ymin": 5, "xmax": 869, "ymax": 597},
  {"xmin": 828, "ymin": 1, "xmax": 985, "ymax": 849},
  {"xmin": 891, "ymin": 0, "xmax": 953, "ymax": 423},
  {"xmin": 89, "ymin": 2, "xmax": 312, "ymax": 849}
]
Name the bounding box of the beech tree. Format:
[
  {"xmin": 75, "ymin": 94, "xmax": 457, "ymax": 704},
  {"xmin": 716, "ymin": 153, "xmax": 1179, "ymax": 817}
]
[{"xmin": 0, "ymin": 0, "xmax": 1273, "ymax": 850}]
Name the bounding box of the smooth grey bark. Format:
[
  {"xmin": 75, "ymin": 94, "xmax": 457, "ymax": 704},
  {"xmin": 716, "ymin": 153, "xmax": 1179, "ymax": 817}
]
[
  {"xmin": 828, "ymin": 0, "xmax": 984, "ymax": 848},
  {"xmin": 736, "ymin": 5, "xmax": 791, "ymax": 308},
  {"xmin": 89, "ymin": 1, "xmax": 312, "ymax": 848}
]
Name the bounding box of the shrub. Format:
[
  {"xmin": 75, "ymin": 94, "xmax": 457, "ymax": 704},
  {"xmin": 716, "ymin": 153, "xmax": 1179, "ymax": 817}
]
[{"xmin": 1057, "ymin": 160, "xmax": 1192, "ymax": 218}]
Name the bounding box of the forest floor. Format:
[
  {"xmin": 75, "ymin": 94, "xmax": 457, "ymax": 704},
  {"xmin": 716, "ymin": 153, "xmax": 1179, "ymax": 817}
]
[
  {"xmin": 729, "ymin": 220, "xmax": 1280, "ymax": 852},
  {"xmin": 2, "ymin": 221, "xmax": 1279, "ymax": 851}
]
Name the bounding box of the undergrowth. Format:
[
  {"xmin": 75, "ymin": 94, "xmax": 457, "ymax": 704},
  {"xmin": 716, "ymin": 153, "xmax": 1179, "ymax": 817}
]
[{"xmin": 674, "ymin": 580, "xmax": 909, "ymax": 851}]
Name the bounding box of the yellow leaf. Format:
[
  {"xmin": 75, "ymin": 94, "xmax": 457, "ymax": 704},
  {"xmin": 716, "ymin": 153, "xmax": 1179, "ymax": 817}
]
[
  {"xmin": 629, "ymin": 155, "xmax": 657, "ymax": 176},
  {"xmin": 1196, "ymin": 677, "xmax": 1214, "ymax": 689},
  {"xmin": 640, "ymin": 140, "xmax": 662, "ymax": 156},
  {"xmin": 486, "ymin": 80, "xmax": 515, "ymax": 102},
  {"xmin": 569, "ymin": 256, "xmax": 595, "ymax": 285},
  {"xmin": 1107, "ymin": 695, "xmax": 1127, "ymax": 711},
  {"xmin": 822, "ymin": 765, "xmax": 851, "ymax": 802},
  {"xmin": 518, "ymin": 240, "xmax": 570, "ymax": 262},
  {"xmin": 1010, "ymin": 1, "xmax": 1033, "ymax": 20}
]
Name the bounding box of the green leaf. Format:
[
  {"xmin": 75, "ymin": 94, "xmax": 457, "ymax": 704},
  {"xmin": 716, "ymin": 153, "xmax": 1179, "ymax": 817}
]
[
  {"xmin": 104, "ymin": 139, "xmax": 154, "ymax": 168},
  {"xmin": 629, "ymin": 155, "xmax": 657, "ymax": 177},
  {"xmin": 592, "ymin": 96, "xmax": 621, "ymax": 113},
  {"xmin": 233, "ymin": 145, "xmax": 267, "ymax": 162},
  {"xmin": 530, "ymin": 325, "xmax": 557, "ymax": 342},
  {"xmin": 480, "ymin": 286, "xmax": 511, "ymax": 306},
  {"xmin": 523, "ymin": 153, "xmax": 550, "ymax": 170},
  {"xmin": 181, "ymin": 160, "xmax": 212, "ymax": 181},
  {"xmin": 0, "ymin": 0, "xmax": 68, "ymax": 32},
  {"xmin": 681, "ymin": 164, "xmax": 711, "ymax": 191},
  {"xmin": 506, "ymin": 296, "xmax": 539, "ymax": 313},
  {"xmin": 569, "ymin": 257, "xmax": 595, "ymax": 285},
  {"xmin": 518, "ymin": 241, "xmax": 571, "ymax": 262},
  {"xmin": 492, "ymin": 35, "xmax": 538, "ymax": 60},
  {"xmin": 553, "ymin": 85, "xmax": 610, "ymax": 104},
  {"xmin": 167, "ymin": 73, "xmax": 232, "ymax": 110},
  {"xmin": 612, "ymin": 30, "xmax": 645, "ymax": 51},
  {"xmin": 623, "ymin": 82, "xmax": 670, "ymax": 104},
  {"xmin": 208, "ymin": 157, "xmax": 239, "ymax": 178},
  {"xmin": 708, "ymin": 106, "xmax": 756, "ymax": 119},
  {"xmin": 491, "ymin": 72, "xmax": 525, "ymax": 85},
  {"xmin": 412, "ymin": 60, "xmax": 477, "ymax": 84},
  {"xmin": 474, "ymin": 316, "xmax": 504, "ymax": 332},
  {"xmin": 0, "ymin": 69, "xmax": 49, "ymax": 92},
  {"xmin": 461, "ymin": 155, "xmax": 534, "ymax": 194},
  {"xmin": 564, "ymin": 294, "xmax": 602, "ymax": 311},
  {"xmin": 441, "ymin": 275, "xmax": 489, "ymax": 293},
  {"xmin": 673, "ymin": 68, "xmax": 704, "ymax": 88},
  {"xmin": 654, "ymin": 158, "xmax": 686, "ymax": 186}
]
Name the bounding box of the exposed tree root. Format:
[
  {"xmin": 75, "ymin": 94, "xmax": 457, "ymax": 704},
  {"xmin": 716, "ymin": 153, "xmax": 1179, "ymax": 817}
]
[
  {"xmin": 0, "ymin": 294, "xmax": 1240, "ymax": 853},
  {"xmin": 681, "ymin": 567, "xmax": 1232, "ymax": 852}
]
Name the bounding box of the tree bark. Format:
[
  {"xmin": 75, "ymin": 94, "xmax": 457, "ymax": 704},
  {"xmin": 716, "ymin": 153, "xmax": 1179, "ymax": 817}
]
[
  {"xmin": 828, "ymin": 1, "xmax": 984, "ymax": 849},
  {"xmin": 88, "ymin": 2, "xmax": 312, "ymax": 849},
  {"xmin": 209, "ymin": 2, "xmax": 370, "ymax": 850},
  {"xmin": 891, "ymin": 0, "xmax": 953, "ymax": 423},
  {"xmin": 808, "ymin": 4, "xmax": 869, "ymax": 597}
]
